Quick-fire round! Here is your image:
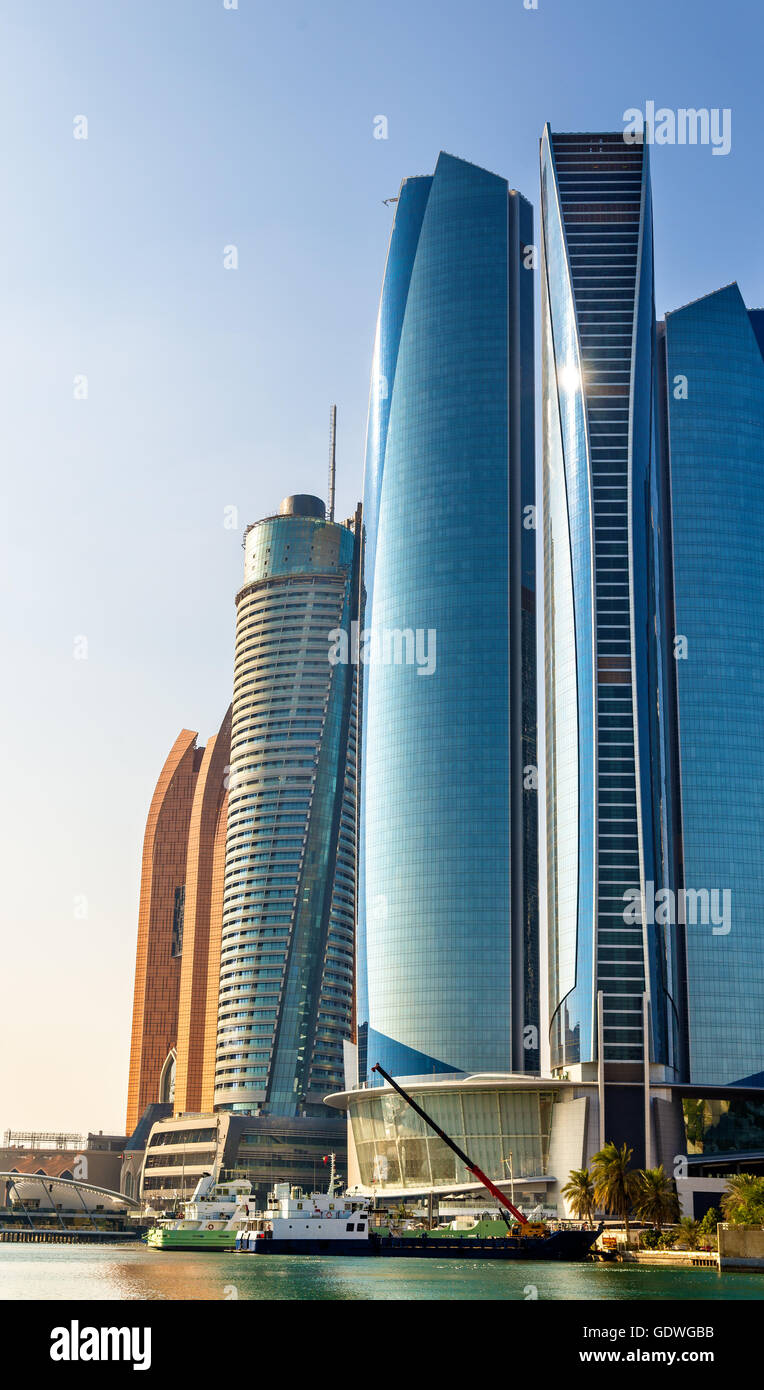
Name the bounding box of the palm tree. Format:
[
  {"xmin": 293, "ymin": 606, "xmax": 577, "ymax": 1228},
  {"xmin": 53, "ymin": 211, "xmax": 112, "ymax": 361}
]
[
  {"xmin": 591, "ymin": 1142, "xmax": 640, "ymax": 1244},
  {"xmin": 676, "ymin": 1216, "xmax": 701, "ymax": 1250},
  {"xmin": 632, "ymin": 1165, "xmax": 680, "ymax": 1232},
  {"xmin": 721, "ymin": 1174, "xmax": 764, "ymax": 1226},
  {"xmin": 561, "ymin": 1168, "xmax": 595, "ymax": 1225}
]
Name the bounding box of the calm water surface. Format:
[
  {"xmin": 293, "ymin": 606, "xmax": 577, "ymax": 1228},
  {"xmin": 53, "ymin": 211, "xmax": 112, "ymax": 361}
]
[{"xmin": 1, "ymin": 1243, "xmax": 763, "ymax": 1300}]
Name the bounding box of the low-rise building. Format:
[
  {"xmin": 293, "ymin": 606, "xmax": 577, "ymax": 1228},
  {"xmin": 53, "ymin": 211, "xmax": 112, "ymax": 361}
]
[
  {"xmin": 0, "ymin": 1129, "xmax": 127, "ymax": 1194},
  {"xmin": 325, "ymin": 1070, "xmax": 764, "ymax": 1221},
  {"xmin": 129, "ymin": 1110, "xmax": 347, "ymax": 1210}
]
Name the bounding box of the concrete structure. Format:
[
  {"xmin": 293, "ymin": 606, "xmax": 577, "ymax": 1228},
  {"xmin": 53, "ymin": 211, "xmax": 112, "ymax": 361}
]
[
  {"xmin": 675, "ymin": 1177, "xmax": 727, "ymax": 1220},
  {"xmin": 125, "ymin": 709, "xmax": 231, "ymax": 1133},
  {"xmin": 119, "ymin": 1103, "xmax": 172, "ymax": 1201},
  {"xmin": 135, "ymin": 1110, "xmax": 346, "ymax": 1210},
  {"xmin": 718, "ymin": 1224, "xmax": 764, "ymax": 1270}
]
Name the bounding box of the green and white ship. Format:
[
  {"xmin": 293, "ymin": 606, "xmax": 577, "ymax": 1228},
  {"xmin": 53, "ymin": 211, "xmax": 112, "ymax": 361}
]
[{"xmin": 146, "ymin": 1173, "xmax": 253, "ymax": 1251}]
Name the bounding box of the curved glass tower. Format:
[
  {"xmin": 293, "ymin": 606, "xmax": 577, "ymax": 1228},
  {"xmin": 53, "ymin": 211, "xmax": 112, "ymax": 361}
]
[
  {"xmin": 214, "ymin": 495, "xmax": 360, "ymax": 1116},
  {"xmin": 540, "ymin": 129, "xmax": 685, "ymax": 1113},
  {"xmin": 358, "ymin": 152, "xmax": 537, "ymax": 1084},
  {"xmin": 662, "ymin": 284, "xmax": 764, "ymax": 1085}
]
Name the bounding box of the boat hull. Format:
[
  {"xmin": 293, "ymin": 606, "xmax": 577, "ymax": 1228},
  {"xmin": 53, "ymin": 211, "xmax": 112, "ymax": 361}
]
[
  {"xmin": 239, "ymin": 1237, "xmax": 376, "ymax": 1256},
  {"xmin": 374, "ymin": 1229, "xmax": 599, "ymax": 1260},
  {"xmin": 236, "ymin": 1228, "xmax": 599, "ymax": 1261},
  {"xmin": 147, "ymin": 1229, "xmax": 237, "ymax": 1251}
]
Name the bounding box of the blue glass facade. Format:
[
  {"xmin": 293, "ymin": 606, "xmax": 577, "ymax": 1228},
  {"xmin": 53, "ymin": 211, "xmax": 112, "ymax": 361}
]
[
  {"xmin": 662, "ymin": 284, "xmax": 764, "ymax": 1085},
  {"xmin": 541, "ymin": 130, "xmax": 684, "ymax": 1080},
  {"xmin": 215, "ymin": 496, "xmax": 361, "ymax": 1116},
  {"xmin": 358, "ymin": 152, "xmax": 537, "ymax": 1084}
]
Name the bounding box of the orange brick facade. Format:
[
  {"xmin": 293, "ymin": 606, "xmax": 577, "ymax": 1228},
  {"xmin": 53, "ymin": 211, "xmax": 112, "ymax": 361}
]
[
  {"xmin": 174, "ymin": 706, "xmax": 231, "ymax": 1116},
  {"xmin": 125, "ymin": 712, "xmax": 231, "ymax": 1135},
  {"xmin": 201, "ymin": 784, "xmax": 228, "ymax": 1112}
]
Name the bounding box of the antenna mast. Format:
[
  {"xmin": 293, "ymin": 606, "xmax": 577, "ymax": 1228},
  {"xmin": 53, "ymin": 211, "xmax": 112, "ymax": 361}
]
[{"xmin": 327, "ymin": 404, "xmax": 337, "ymax": 522}]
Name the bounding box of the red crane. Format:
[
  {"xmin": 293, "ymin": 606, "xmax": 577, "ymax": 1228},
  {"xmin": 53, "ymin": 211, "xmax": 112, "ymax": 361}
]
[{"xmin": 371, "ymin": 1063, "xmax": 528, "ymax": 1227}]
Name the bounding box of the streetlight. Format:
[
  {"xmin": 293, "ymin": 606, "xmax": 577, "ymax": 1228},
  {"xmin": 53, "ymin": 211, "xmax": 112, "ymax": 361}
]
[{"xmin": 502, "ymin": 1151, "xmax": 515, "ymax": 1210}]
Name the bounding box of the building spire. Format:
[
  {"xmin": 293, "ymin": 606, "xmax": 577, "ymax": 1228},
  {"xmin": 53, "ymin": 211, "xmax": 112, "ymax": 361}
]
[{"xmin": 327, "ymin": 404, "xmax": 337, "ymax": 522}]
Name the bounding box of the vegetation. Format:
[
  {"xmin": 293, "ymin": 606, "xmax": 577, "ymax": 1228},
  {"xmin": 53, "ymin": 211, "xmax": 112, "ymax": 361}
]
[
  {"xmin": 561, "ymin": 1168, "xmax": 595, "ymax": 1225},
  {"xmin": 721, "ymin": 1174, "xmax": 764, "ymax": 1226},
  {"xmin": 640, "ymin": 1209, "xmax": 720, "ymax": 1251},
  {"xmin": 697, "ymin": 1206, "xmax": 720, "ymax": 1249},
  {"xmin": 566, "ymin": 1156, "xmax": 764, "ymax": 1248},
  {"xmin": 591, "ymin": 1142, "xmax": 642, "ymax": 1243},
  {"xmin": 639, "ymin": 1225, "xmax": 679, "ymax": 1250},
  {"xmin": 632, "ymin": 1165, "xmax": 680, "ymax": 1231},
  {"xmin": 674, "ymin": 1217, "xmax": 701, "ymax": 1250}
]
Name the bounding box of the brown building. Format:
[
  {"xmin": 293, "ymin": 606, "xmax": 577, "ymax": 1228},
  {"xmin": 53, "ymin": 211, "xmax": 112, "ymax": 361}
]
[
  {"xmin": 125, "ymin": 710, "xmax": 231, "ymax": 1134},
  {"xmin": 0, "ymin": 1130, "xmax": 127, "ymax": 1194},
  {"xmin": 174, "ymin": 706, "xmax": 231, "ymax": 1115}
]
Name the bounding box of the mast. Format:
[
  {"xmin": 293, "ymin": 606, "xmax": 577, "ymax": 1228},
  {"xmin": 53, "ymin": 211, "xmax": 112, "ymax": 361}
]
[
  {"xmin": 327, "ymin": 404, "xmax": 337, "ymax": 522},
  {"xmin": 325, "ymin": 1152, "xmax": 338, "ymax": 1197},
  {"xmin": 371, "ymin": 1063, "xmax": 528, "ymax": 1226}
]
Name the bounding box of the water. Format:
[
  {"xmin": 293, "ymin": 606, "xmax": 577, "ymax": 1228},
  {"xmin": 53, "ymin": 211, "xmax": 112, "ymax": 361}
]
[{"xmin": 1, "ymin": 1243, "xmax": 763, "ymax": 1300}]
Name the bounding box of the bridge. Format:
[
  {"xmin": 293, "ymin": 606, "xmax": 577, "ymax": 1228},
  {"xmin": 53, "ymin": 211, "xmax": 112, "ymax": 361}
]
[{"xmin": 0, "ymin": 1171, "xmax": 142, "ymax": 1239}]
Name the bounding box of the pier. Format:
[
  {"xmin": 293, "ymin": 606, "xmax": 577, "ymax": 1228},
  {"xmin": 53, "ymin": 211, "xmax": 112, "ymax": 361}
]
[{"xmin": 0, "ymin": 1228, "xmax": 145, "ymax": 1244}]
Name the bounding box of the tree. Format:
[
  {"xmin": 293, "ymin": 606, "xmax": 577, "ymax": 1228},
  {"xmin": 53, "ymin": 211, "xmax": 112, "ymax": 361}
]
[
  {"xmin": 561, "ymin": 1168, "xmax": 595, "ymax": 1225},
  {"xmin": 591, "ymin": 1142, "xmax": 641, "ymax": 1243},
  {"xmin": 658, "ymin": 1226, "xmax": 679, "ymax": 1249},
  {"xmin": 697, "ymin": 1206, "xmax": 721, "ymax": 1249},
  {"xmin": 721, "ymin": 1174, "xmax": 764, "ymax": 1226},
  {"xmin": 675, "ymin": 1216, "xmax": 701, "ymax": 1250},
  {"xmin": 632, "ymin": 1165, "xmax": 680, "ymax": 1231}
]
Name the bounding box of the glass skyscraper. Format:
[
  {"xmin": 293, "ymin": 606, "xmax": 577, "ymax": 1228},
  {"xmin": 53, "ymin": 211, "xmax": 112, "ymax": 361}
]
[
  {"xmin": 540, "ymin": 129, "xmax": 685, "ymax": 1131},
  {"xmin": 357, "ymin": 152, "xmax": 537, "ymax": 1084},
  {"xmin": 214, "ymin": 495, "xmax": 361, "ymax": 1116},
  {"xmin": 661, "ymin": 283, "xmax": 764, "ymax": 1086}
]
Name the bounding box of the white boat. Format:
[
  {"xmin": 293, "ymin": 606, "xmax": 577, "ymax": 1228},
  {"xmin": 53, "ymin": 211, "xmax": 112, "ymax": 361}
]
[
  {"xmin": 146, "ymin": 1174, "xmax": 253, "ymax": 1250},
  {"xmin": 236, "ymin": 1182, "xmax": 374, "ymax": 1256}
]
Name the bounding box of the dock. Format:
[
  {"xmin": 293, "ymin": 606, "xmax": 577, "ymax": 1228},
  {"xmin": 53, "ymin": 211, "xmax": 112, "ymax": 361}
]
[{"xmin": 0, "ymin": 1227, "xmax": 147, "ymax": 1244}]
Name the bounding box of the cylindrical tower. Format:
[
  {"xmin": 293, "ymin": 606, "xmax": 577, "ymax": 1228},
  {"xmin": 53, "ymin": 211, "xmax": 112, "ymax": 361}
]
[{"xmin": 214, "ymin": 495, "xmax": 361, "ymax": 1116}]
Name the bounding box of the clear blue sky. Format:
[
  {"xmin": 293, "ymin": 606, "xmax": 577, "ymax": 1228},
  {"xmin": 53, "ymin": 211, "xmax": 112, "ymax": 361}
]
[{"xmin": 1, "ymin": 0, "xmax": 761, "ymax": 1135}]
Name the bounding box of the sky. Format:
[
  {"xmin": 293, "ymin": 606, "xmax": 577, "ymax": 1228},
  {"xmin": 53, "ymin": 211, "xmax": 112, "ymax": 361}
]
[{"xmin": 1, "ymin": 0, "xmax": 762, "ymax": 1136}]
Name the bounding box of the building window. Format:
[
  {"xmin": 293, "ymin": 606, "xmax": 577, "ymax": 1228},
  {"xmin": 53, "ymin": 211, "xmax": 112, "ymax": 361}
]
[
  {"xmin": 171, "ymin": 887, "xmax": 185, "ymax": 958},
  {"xmin": 158, "ymin": 1050, "xmax": 176, "ymax": 1105}
]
